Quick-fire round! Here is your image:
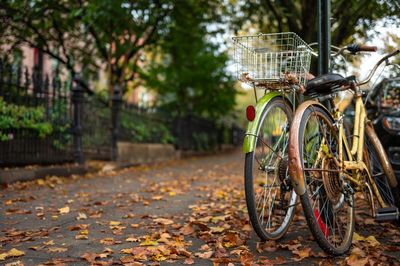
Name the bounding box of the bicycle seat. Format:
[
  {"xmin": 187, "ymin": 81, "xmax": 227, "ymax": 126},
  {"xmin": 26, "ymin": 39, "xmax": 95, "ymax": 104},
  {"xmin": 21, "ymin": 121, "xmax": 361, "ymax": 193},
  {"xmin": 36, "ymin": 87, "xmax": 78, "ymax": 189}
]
[{"xmin": 304, "ymin": 74, "xmax": 350, "ymax": 98}]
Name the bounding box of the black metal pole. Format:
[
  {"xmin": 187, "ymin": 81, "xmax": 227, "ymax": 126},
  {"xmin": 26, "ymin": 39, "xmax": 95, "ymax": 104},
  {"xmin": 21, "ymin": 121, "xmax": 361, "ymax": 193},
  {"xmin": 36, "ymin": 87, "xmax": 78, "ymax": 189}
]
[
  {"xmin": 318, "ymin": 0, "xmax": 331, "ymax": 75},
  {"xmin": 111, "ymin": 84, "xmax": 122, "ymax": 161},
  {"xmin": 72, "ymin": 76, "xmax": 85, "ymax": 164}
]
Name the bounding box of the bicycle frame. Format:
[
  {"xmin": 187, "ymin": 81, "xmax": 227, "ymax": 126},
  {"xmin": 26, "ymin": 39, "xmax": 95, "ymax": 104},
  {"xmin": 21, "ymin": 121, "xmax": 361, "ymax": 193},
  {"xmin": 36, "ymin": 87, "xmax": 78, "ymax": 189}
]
[{"xmin": 336, "ymin": 93, "xmax": 388, "ymax": 208}]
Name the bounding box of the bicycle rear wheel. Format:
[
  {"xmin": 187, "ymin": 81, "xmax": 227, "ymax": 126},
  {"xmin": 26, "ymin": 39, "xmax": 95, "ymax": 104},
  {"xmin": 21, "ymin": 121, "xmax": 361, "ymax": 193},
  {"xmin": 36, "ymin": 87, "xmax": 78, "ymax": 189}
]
[
  {"xmin": 292, "ymin": 104, "xmax": 354, "ymax": 255},
  {"xmin": 244, "ymin": 97, "xmax": 297, "ymax": 240}
]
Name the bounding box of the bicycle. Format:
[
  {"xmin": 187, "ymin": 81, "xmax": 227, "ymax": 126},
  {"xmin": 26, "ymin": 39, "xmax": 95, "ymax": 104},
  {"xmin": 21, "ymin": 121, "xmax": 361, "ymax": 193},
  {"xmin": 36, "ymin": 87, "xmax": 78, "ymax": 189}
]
[
  {"xmin": 233, "ymin": 32, "xmax": 312, "ymax": 240},
  {"xmin": 288, "ymin": 46, "xmax": 400, "ymax": 255}
]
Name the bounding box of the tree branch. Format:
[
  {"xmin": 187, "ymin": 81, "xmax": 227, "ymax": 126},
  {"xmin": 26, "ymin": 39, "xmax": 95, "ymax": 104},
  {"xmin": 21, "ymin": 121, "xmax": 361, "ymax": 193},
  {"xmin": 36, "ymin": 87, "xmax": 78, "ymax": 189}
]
[{"xmin": 262, "ymin": 0, "xmax": 283, "ymax": 32}]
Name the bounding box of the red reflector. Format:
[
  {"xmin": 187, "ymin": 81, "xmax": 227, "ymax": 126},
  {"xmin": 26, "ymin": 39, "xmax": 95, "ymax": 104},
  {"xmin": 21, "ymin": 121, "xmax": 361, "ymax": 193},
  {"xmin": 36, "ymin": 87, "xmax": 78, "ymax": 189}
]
[{"xmin": 246, "ymin": 105, "xmax": 256, "ymax": 121}]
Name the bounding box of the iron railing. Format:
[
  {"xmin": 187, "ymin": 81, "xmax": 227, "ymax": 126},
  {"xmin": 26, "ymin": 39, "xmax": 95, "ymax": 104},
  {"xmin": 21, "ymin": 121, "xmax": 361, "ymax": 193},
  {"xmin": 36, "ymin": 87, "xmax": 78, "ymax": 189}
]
[
  {"xmin": 0, "ymin": 59, "xmax": 74, "ymax": 165},
  {"xmin": 0, "ymin": 57, "xmax": 244, "ymax": 166}
]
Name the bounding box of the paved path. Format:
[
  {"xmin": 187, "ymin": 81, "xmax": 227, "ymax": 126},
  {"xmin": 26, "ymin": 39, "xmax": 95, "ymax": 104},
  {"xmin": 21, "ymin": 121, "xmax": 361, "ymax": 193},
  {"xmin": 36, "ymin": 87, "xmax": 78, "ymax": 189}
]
[{"xmin": 1, "ymin": 150, "xmax": 399, "ymax": 265}]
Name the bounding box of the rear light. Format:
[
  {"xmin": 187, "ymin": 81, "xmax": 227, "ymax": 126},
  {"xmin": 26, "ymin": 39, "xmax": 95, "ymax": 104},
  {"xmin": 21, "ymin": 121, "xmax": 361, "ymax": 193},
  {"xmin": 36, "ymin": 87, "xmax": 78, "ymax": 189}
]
[{"xmin": 246, "ymin": 105, "xmax": 256, "ymax": 121}]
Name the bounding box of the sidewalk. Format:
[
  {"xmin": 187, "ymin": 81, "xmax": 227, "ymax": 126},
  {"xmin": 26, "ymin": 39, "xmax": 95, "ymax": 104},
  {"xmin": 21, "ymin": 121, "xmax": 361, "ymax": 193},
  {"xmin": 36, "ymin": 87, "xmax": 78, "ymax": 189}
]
[{"xmin": 0, "ymin": 150, "xmax": 399, "ymax": 265}]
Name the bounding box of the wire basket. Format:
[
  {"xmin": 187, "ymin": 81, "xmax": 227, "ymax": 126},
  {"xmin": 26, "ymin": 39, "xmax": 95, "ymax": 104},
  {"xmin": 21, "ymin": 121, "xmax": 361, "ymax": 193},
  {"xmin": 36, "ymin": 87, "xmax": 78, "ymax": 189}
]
[{"xmin": 233, "ymin": 32, "xmax": 312, "ymax": 87}]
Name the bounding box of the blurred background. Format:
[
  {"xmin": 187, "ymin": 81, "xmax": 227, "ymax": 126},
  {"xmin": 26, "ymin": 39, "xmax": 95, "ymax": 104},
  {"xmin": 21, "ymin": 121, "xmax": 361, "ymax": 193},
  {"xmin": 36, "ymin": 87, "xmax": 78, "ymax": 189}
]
[{"xmin": 0, "ymin": 0, "xmax": 399, "ymax": 167}]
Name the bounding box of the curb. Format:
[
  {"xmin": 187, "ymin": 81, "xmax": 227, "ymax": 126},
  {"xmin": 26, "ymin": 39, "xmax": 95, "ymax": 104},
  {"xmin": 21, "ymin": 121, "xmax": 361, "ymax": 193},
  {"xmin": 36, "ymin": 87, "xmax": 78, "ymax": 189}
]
[{"xmin": 0, "ymin": 165, "xmax": 87, "ymax": 185}]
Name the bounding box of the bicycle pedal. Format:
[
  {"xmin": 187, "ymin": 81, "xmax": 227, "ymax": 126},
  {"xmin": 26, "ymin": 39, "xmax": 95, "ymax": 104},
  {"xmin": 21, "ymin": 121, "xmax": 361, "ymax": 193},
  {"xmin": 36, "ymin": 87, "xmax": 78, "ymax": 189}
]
[{"xmin": 375, "ymin": 207, "xmax": 399, "ymax": 222}]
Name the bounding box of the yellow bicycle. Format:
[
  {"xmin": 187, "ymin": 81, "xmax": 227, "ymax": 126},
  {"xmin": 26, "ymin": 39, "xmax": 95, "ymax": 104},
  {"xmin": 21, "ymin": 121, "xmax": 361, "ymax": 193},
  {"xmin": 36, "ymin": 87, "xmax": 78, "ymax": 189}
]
[{"xmin": 289, "ymin": 47, "xmax": 400, "ymax": 255}]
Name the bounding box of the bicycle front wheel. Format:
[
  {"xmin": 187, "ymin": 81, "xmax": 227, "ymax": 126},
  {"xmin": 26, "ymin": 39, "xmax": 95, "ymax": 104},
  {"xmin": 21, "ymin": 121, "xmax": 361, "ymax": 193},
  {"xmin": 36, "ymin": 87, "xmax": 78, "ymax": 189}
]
[
  {"xmin": 244, "ymin": 97, "xmax": 297, "ymax": 240},
  {"xmin": 364, "ymin": 124, "xmax": 400, "ymax": 213},
  {"xmin": 292, "ymin": 104, "xmax": 354, "ymax": 255}
]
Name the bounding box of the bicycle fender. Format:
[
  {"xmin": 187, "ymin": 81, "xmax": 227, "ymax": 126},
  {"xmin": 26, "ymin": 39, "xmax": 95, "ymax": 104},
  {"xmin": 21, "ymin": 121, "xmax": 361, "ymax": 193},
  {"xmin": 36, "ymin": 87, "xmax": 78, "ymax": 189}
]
[
  {"xmin": 243, "ymin": 92, "xmax": 284, "ymax": 154},
  {"xmin": 288, "ymin": 101, "xmax": 330, "ymax": 196}
]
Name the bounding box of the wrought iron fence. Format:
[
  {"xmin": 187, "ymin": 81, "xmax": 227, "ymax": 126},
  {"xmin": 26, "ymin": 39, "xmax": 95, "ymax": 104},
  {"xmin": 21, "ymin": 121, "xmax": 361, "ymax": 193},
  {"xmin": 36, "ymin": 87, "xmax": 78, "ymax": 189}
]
[
  {"xmin": 82, "ymin": 95, "xmax": 112, "ymax": 160},
  {"xmin": 0, "ymin": 57, "xmax": 244, "ymax": 166},
  {"xmin": 119, "ymin": 103, "xmax": 174, "ymax": 145},
  {"xmin": 173, "ymin": 115, "xmax": 244, "ymax": 151},
  {"xmin": 0, "ymin": 59, "xmax": 74, "ymax": 165}
]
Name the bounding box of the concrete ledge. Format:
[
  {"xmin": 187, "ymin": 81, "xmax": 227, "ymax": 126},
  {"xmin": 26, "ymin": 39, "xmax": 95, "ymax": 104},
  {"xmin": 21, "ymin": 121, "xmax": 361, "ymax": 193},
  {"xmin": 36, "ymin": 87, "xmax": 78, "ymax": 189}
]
[
  {"xmin": 0, "ymin": 165, "xmax": 87, "ymax": 185},
  {"xmin": 117, "ymin": 142, "xmax": 176, "ymax": 165}
]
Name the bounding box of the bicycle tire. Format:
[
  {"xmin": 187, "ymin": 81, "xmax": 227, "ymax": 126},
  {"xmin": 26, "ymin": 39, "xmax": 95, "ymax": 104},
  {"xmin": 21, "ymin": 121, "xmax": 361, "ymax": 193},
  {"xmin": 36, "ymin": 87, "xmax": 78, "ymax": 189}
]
[
  {"xmin": 244, "ymin": 97, "xmax": 297, "ymax": 240},
  {"xmin": 294, "ymin": 104, "xmax": 354, "ymax": 255}
]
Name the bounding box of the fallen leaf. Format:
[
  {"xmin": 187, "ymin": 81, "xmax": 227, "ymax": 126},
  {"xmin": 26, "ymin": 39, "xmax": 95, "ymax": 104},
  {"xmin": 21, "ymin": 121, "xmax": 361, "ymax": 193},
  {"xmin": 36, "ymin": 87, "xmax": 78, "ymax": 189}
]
[
  {"xmin": 153, "ymin": 218, "xmax": 174, "ymax": 225},
  {"xmin": 292, "ymin": 247, "xmax": 312, "ymax": 261},
  {"xmin": 0, "ymin": 248, "xmax": 25, "ymax": 261},
  {"xmin": 200, "ymin": 244, "xmax": 211, "ymax": 251},
  {"xmin": 210, "ymin": 226, "xmax": 225, "ymax": 234},
  {"xmin": 48, "ymin": 247, "xmax": 67, "ymax": 253},
  {"xmin": 352, "ymin": 233, "xmax": 380, "ymax": 247},
  {"xmin": 183, "ymin": 257, "xmax": 194, "ymax": 264},
  {"xmin": 211, "ymin": 215, "xmax": 227, "ymax": 223},
  {"xmin": 140, "ymin": 236, "xmax": 158, "ymax": 246},
  {"xmin": 365, "ymin": 235, "xmax": 380, "ymax": 247},
  {"xmin": 80, "ymin": 229, "xmax": 89, "ymax": 235},
  {"xmin": 180, "ymin": 224, "xmax": 195, "ymax": 235},
  {"xmin": 352, "ymin": 232, "xmax": 365, "ymax": 243},
  {"xmin": 120, "ymin": 255, "xmax": 137, "ymax": 264},
  {"xmin": 5, "ymin": 260, "xmax": 24, "ymax": 266},
  {"xmin": 100, "ymin": 238, "xmax": 116, "ymax": 245},
  {"xmin": 121, "ymin": 248, "xmax": 132, "ymax": 254},
  {"xmin": 81, "ymin": 252, "xmax": 99, "ymax": 263},
  {"xmin": 75, "ymin": 234, "xmax": 88, "ymax": 240},
  {"xmin": 76, "ymin": 212, "xmax": 87, "ymax": 220},
  {"xmin": 153, "ymin": 253, "xmax": 167, "ymax": 262},
  {"xmin": 195, "ymin": 250, "xmax": 213, "ymax": 259},
  {"xmin": 67, "ymin": 224, "xmax": 88, "ymax": 231},
  {"xmin": 43, "ymin": 240, "xmax": 55, "ymax": 246},
  {"xmin": 58, "ymin": 206, "xmax": 70, "ymax": 214},
  {"xmin": 346, "ymin": 253, "xmax": 368, "ymax": 266},
  {"xmin": 109, "ymin": 221, "xmax": 121, "ymax": 226},
  {"xmin": 177, "ymin": 248, "xmax": 191, "ymax": 258}
]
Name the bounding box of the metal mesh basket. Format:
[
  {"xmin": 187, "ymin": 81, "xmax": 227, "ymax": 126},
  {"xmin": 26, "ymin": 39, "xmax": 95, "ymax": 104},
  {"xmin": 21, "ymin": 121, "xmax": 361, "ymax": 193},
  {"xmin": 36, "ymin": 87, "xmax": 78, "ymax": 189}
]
[{"xmin": 233, "ymin": 32, "xmax": 312, "ymax": 87}]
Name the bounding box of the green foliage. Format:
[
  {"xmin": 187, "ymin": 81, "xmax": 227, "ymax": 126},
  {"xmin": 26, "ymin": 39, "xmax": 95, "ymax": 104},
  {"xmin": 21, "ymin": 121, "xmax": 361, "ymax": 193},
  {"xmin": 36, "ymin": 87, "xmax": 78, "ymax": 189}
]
[
  {"xmin": 192, "ymin": 132, "xmax": 217, "ymax": 151},
  {"xmin": 143, "ymin": 0, "xmax": 236, "ymax": 119},
  {"xmin": 232, "ymin": 0, "xmax": 400, "ymax": 44},
  {"xmin": 50, "ymin": 100, "xmax": 72, "ymax": 150},
  {"xmin": 0, "ymin": 97, "xmax": 53, "ymax": 141},
  {"xmin": 0, "ymin": 0, "xmax": 173, "ymax": 93},
  {"xmin": 120, "ymin": 111, "xmax": 174, "ymax": 144}
]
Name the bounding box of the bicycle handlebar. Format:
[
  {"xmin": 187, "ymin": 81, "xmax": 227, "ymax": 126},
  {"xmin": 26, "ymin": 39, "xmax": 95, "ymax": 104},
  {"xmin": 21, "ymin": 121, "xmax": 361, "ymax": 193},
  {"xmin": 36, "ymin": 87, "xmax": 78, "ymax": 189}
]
[
  {"xmin": 308, "ymin": 43, "xmax": 377, "ymax": 57},
  {"xmin": 346, "ymin": 44, "xmax": 377, "ymax": 54},
  {"xmin": 357, "ymin": 49, "xmax": 400, "ymax": 86},
  {"xmin": 307, "ymin": 42, "xmax": 399, "ymax": 86}
]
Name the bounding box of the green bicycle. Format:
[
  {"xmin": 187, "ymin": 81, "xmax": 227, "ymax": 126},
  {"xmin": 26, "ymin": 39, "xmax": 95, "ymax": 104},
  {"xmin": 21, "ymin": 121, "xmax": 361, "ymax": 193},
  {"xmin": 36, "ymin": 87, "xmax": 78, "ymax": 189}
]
[{"xmin": 233, "ymin": 32, "xmax": 312, "ymax": 240}]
